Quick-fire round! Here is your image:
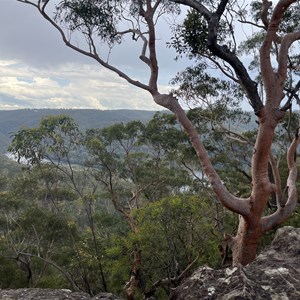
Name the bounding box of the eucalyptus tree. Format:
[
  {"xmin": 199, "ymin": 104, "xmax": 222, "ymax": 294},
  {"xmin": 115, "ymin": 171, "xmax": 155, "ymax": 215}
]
[
  {"xmin": 15, "ymin": 0, "xmax": 300, "ymax": 269},
  {"xmin": 9, "ymin": 115, "xmax": 109, "ymax": 293},
  {"xmin": 84, "ymin": 118, "xmax": 194, "ymax": 298},
  {"xmin": 9, "ymin": 115, "xmax": 194, "ymax": 297}
]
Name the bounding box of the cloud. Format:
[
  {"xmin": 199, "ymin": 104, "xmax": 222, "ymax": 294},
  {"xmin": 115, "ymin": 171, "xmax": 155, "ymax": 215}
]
[
  {"xmin": 0, "ymin": 60, "xmax": 166, "ymax": 110},
  {"xmin": 0, "ymin": 1, "xmax": 87, "ymax": 67},
  {"xmin": 0, "ymin": 1, "xmax": 188, "ymax": 111}
]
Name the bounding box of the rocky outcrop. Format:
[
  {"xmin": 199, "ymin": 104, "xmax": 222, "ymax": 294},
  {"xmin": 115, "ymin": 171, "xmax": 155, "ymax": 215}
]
[
  {"xmin": 0, "ymin": 289, "xmax": 123, "ymax": 300},
  {"xmin": 170, "ymin": 226, "xmax": 300, "ymax": 299},
  {"xmin": 1, "ymin": 226, "xmax": 299, "ymax": 300}
]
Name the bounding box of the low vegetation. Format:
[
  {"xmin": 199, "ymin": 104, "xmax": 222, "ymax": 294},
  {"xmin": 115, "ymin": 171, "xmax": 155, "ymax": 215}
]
[{"xmin": 0, "ymin": 111, "xmax": 298, "ymax": 299}]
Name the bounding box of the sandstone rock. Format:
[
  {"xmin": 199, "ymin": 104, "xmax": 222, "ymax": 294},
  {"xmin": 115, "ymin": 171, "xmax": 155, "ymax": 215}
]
[
  {"xmin": 93, "ymin": 292, "xmax": 124, "ymax": 300},
  {"xmin": 170, "ymin": 226, "xmax": 300, "ymax": 300},
  {"xmin": 0, "ymin": 289, "xmax": 123, "ymax": 300}
]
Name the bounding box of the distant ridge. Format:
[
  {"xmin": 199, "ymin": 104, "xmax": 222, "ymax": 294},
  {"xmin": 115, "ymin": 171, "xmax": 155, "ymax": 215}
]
[
  {"xmin": 0, "ymin": 109, "xmax": 159, "ymax": 152},
  {"xmin": 0, "ymin": 108, "xmax": 259, "ymax": 153}
]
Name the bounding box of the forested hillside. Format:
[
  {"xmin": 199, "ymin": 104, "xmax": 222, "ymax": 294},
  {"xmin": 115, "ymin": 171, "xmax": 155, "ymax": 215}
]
[
  {"xmin": 2, "ymin": 0, "xmax": 300, "ymax": 299},
  {"xmin": 0, "ymin": 109, "xmax": 259, "ymax": 154},
  {"xmin": 1, "ymin": 113, "xmax": 235, "ymax": 297},
  {"xmin": 0, "ymin": 109, "xmax": 157, "ymax": 153},
  {"xmin": 0, "ymin": 110, "xmax": 298, "ymax": 299}
]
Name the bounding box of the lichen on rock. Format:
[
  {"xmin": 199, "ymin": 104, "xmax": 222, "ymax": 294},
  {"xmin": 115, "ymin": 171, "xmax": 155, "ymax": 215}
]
[
  {"xmin": 170, "ymin": 226, "xmax": 300, "ymax": 299},
  {"xmin": 0, "ymin": 289, "xmax": 123, "ymax": 300}
]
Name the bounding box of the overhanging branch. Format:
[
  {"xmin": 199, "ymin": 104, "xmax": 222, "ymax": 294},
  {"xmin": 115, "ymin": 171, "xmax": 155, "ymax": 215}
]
[
  {"xmin": 18, "ymin": 0, "xmax": 156, "ymax": 95},
  {"xmin": 155, "ymin": 93, "xmax": 251, "ymax": 217},
  {"xmin": 261, "ymin": 128, "xmax": 300, "ymax": 231}
]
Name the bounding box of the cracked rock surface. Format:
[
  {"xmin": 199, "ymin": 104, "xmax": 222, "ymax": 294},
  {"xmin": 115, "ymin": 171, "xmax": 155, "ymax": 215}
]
[
  {"xmin": 0, "ymin": 226, "xmax": 299, "ymax": 300},
  {"xmin": 170, "ymin": 226, "xmax": 300, "ymax": 300},
  {"xmin": 0, "ymin": 289, "xmax": 123, "ymax": 300}
]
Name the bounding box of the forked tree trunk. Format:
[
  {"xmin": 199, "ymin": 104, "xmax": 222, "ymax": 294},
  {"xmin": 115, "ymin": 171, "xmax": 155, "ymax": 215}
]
[
  {"xmin": 230, "ymin": 217, "xmax": 263, "ymax": 266},
  {"xmin": 19, "ymin": 0, "xmax": 300, "ymax": 270},
  {"xmin": 230, "ymin": 113, "xmax": 277, "ymax": 265},
  {"xmin": 154, "ymin": 92, "xmax": 299, "ymax": 267}
]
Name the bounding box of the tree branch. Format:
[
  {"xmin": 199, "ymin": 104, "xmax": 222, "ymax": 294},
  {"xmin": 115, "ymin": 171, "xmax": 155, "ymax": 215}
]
[
  {"xmin": 277, "ymin": 31, "xmax": 300, "ymax": 86},
  {"xmin": 261, "ymin": 0, "xmax": 272, "ymax": 30},
  {"xmin": 154, "ymin": 93, "xmax": 251, "ymax": 216},
  {"xmin": 260, "ymin": 0, "xmax": 297, "ymax": 106},
  {"xmin": 19, "ymin": 0, "xmax": 156, "ymax": 95},
  {"xmin": 261, "ymin": 128, "xmax": 300, "ymax": 231},
  {"xmin": 19, "ymin": 251, "xmax": 81, "ymax": 291},
  {"xmin": 281, "ymin": 79, "xmax": 300, "ymax": 111},
  {"xmin": 268, "ymin": 154, "xmax": 283, "ymax": 207},
  {"xmin": 170, "ymin": 0, "xmax": 212, "ymax": 19},
  {"xmin": 117, "ymin": 28, "xmax": 151, "ymax": 66},
  {"xmin": 144, "ymin": 1, "xmax": 159, "ymax": 92},
  {"xmin": 202, "ymin": 53, "xmax": 240, "ymax": 83},
  {"xmin": 177, "ymin": 0, "xmax": 263, "ymax": 114}
]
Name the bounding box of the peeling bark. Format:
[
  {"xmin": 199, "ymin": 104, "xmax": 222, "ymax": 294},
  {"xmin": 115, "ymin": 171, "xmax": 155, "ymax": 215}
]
[
  {"xmin": 125, "ymin": 247, "xmax": 142, "ymax": 300},
  {"xmin": 154, "ymin": 93, "xmax": 251, "ymax": 216},
  {"xmin": 261, "ymin": 129, "xmax": 300, "ymax": 231},
  {"xmin": 17, "ymin": 0, "xmax": 300, "ymax": 269},
  {"xmin": 231, "ymin": 217, "xmax": 263, "ymax": 266}
]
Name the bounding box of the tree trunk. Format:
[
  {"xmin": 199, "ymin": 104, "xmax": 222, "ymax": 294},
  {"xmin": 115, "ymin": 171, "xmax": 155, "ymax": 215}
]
[
  {"xmin": 125, "ymin": 247, "xmax": 142, "ymax": 300},
  {"xmin": 229, "ymin": 110, "xmax": 280, "ymax": 265},
  {"xmin": 123, "ymin": 214, "xmax": 142, "ymax": 300},
  {"xmin": 231, "ymin": 216, "xmax": 263, "ymax": 266}
]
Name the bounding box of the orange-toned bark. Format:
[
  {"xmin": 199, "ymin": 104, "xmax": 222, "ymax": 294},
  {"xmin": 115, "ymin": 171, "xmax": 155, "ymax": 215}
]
[{"xmin": 17, "ymin": 0, "xmax": 300, "ymax": 269}]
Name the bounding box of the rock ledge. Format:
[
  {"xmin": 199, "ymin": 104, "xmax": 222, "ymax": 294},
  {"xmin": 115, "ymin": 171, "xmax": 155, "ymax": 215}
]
[
  {"xmin": 0, "ymin": 289, "xmax": 122, "ymax": 300},
  {"xmin": 170, "ymin": 226, "xmax": 300, "ymax": 299}
]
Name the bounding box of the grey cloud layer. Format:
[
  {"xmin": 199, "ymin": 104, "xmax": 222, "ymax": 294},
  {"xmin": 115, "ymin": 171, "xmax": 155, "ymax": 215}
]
[
  {"xmin": 0, "ymin": 1, "xmax": 188, "ymax": 110},
  {"xmin": 1, "ymin": 1, "xmax": 92, "ymax": 66}
]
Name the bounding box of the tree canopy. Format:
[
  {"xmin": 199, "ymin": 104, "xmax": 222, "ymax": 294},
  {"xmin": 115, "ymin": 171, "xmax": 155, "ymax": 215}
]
[{"xmin": 12, "ymin": 0, "xmax": 300, "ymax": 297}]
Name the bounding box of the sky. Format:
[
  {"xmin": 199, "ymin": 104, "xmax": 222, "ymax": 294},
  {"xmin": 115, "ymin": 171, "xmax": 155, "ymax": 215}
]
[
  {"xmin": 0, "ymin": 1, "xmax": 254, "ymax": 111},
  {"xmin": 0, "ymin": 1, "xmax": 189, "ymax": 111}
]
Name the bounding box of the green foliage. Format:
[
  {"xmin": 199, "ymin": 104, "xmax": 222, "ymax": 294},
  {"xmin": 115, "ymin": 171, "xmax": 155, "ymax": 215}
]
[
  {"xmin": 141, "ymin": 112, "xmax": 184, "ymax": 153},
  {"xmin": 85, "ymin": 115, "xmax": 194, "ymax": 203},
  {"xmin": 169, "ymin": 9, "xmax": 227, "ymax": 59},
  {"xmin": 9, "ymin": 115, "xmax": 82, "ymax": 165},
  {"xmin": 130, "ymin": 194, "xmax": 228, "ymax": 297},
  {"xmin": 136, "ymin": 194, "xmax": 222, "ymax": 264},
  {"xmin": 55, "ymin": 0, "xmax": 120, "ymax": 44},
  {"xmin": 0, "ymin": 109, "xmax": 156, "ymax": 155},
  {"xmin": 0, "ymin": 154, "xmax": 22, "ymax": 177},
  {"xmin": 101, "ymin": 193, "xmax": 234, "ymax": 298},
  {"xmin": 2, "ymin": 110, "xmax": 296, "ymax": 297},
  {"xmin": 55, "ymin": 0, "xmax": 181, "ymax": 45},
  {"xmin": 168, "ymin": 3, "xmax": 245, "ymax": 117},
  {"xmin": 5, "ymin": 0, "xmax": 300, "ymax": 295}
]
